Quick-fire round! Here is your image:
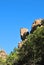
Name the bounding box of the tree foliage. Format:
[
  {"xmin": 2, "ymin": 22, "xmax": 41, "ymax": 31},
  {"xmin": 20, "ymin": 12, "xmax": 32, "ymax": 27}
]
[
  {"xmin": 0, "ymin": 26, "xmax": 44, "ymax": 65},
  {"xmin": 13, "ymin": 26, "xmax": 44, "ymax": 65}
]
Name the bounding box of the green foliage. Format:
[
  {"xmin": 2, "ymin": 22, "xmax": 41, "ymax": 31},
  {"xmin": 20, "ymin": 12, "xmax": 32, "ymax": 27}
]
[
  {"xmin": 0, "ymin": 57, "xmax": 6, "ymax": 65},
  {"xmin": 6, "ymin": 48, "xmax": 19, "ymax": 65},
  {"xmin": 0, "ymin": 26, "xmax": 44, "ymax": 65},
  {"xmin": 13, "ymin": 26, "xmax": 44, "ymax": 65}
]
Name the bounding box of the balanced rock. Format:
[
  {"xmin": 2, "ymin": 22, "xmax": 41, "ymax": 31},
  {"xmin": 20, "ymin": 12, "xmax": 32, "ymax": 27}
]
[{"xmin": 20, "ymin": 28, "xmax": 29, "ymax": 40}]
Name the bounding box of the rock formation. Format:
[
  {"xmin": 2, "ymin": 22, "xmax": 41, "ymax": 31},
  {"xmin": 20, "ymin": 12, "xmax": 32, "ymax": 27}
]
[
  {"xmin": 18, "ymin": 28, "xmax": 29, "ymax": 48},
  {"xmin": 30, "ymin": 19, "xmax": 44, "ymax": 33},
  {"xmin": 20, "ymin": 28, "xmax": 29, "ymax": 40},
  {"xmin": 18, "ymin": 39, "xmax": 27, "ymax": 48},
  {"xmin": 32, "ymin": 19, "xmax": 41, "ymax": 27},
  {"xmin": 0, "ymin": 50, "xmax": 7, "ymax": 60},
  {"xmin": 18, "ymin": 19, "xmax": 44, "ymax": 48}
]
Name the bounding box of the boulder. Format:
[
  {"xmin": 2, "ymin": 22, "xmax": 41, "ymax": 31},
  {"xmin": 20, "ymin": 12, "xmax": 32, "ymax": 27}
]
[
  {"xmin": 20, "ymin": 28, "xmax": 29, "ymax": 40},
  {"xmin": 32, "ymin": 19, "xmax": 41, "ymax": 27},
  {"xmin": 0, "ymin": 50, "xmax": 7, "ymax": 60}
]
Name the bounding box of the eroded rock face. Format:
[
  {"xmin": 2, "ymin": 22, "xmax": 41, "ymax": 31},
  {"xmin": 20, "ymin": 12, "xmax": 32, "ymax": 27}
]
[
  {"xmin": 18, "ymin": 19, "xmax": 44, "ymax": 48},
  {"xmin": 18, "ymin": 39, "xmax": 27, "ymax": 48},
  {"xmin": 32, "ymin": 19, "xmax": 41, "ymax": 27},
  {"xmin": 18, "ymin": 42, "xmax": 23, "ymax": 48},
  {"xmin": 30, "ymin": 19, "xmax": 44, "ymax": 33},
  {"xmin": 20, "ymin": 28, "xmax": 29, "ymax": 40},
  {"xmin": 0, "ymin": 50, "xmax": 7, "ymax": 60}
]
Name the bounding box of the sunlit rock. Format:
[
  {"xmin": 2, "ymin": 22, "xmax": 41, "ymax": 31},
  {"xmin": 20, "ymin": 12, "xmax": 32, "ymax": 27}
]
[
  {"xmin": 20, "ymin": 28, "xmax": 29, "ymax": 40},
  {"xmin": 30, "ymin": 19, "xmax": 44, "ymax": 33}
]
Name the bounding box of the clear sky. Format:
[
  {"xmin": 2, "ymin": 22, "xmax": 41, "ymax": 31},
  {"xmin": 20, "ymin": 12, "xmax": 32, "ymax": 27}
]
[{"xmin": 0, "ymin": 0, "xmax": 44, "ymax": 54}]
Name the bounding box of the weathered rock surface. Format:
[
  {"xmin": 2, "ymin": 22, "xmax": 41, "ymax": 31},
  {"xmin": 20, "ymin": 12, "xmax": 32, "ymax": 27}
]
[
  {"xmin": 32, "ymin": 19, "xmax": 41, "ymax": 27},
  {"xmin": 0, "ymin": 50, "xmax": 7, "ymax": 60},
  {"xmin": 20, "ymin": 28, "xmax": 29, "ymax": 40},
  {"xmin": 18, "ymin": 39, "xmax": 27, "ymax": 48},
  {"xmin": 18, "ymin": 19, "xmax": 44, "ymax": 48},
  {"xmin": 30, "ymin": 19, "xmax": 44, "ymax": 33}
]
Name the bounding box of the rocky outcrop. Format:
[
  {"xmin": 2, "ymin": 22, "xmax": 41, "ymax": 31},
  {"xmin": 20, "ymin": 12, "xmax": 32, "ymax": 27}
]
[
  {"xmin": 20, "ymin": 28, "xmax": 29, "ymax": 40},
  {"xmin": 30, "ymin": 19, "xmax": 44, "ymax": 33},
  {"xmin": 32, "ymin": 19, "xmax": 41, "ymax": 27},
  {"xmin": 0, "ymin": 50, "xmax": 7, "ymax": 60},
  {"xmin": 18, "ymin": 28, "xmax": 29, "ymax": 48},
  {"xmin": 18, "ymin": 39, "xmax": 27, "ymax": 48},
  {"xmin": 18, "ymin": 19, "xmax": 44, "ymax": 48}
]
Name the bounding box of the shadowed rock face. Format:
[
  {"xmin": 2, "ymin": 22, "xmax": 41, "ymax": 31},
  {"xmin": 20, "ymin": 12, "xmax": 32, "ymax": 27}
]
[
  {"xmin": 20, "ymin": 28, "xmax": 29, "ymax": 40},
  {"xmin": 30, "ymin": 19, "xmax": 44, "ymax": 33},
  {"xmin": 18, "ymin": 28, "xmax": 29, "ymax": 48}
]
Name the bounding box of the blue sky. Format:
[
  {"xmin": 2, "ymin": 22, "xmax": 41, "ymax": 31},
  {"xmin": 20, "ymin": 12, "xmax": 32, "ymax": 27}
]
[{"xmin": 0, "ymin": 0, "xmax": 44, "ymax": 54}]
